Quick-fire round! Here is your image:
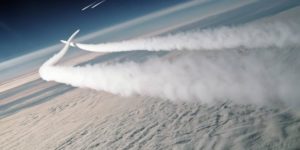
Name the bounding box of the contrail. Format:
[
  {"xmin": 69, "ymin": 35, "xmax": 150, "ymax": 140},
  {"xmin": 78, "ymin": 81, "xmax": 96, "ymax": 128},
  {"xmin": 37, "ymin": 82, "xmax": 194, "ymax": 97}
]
[
  {"xmin": 81, "ymin": 0, "xmax": 105, "ymax": 11},
  {"xmin": 81, "ymin": 2, "xmax": 95, "ymax": 11},
  {"xmin": 40, "ymin": 22, "xmax": 300, "ymax": 106},
  {"xmin": 91, "ymin": 0, "xmax": 106, "ymax": 9},
  {"xmin": 41, "ymin": 29, "xmax": 80, "ymax": 66},
  {"xmin": 62, "ymin": 21, "xmax": 300, "ymax": 53},
  {"xmin": 39, "ymin": 30, "xmax": 79, "ymax": 77}
]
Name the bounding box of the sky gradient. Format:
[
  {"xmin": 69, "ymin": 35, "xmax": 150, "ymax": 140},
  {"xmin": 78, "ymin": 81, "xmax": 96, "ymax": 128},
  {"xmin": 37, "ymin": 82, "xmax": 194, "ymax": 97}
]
[{"xmin": 0, "ymin": 0, "xmax": 185, "ymax": 62}]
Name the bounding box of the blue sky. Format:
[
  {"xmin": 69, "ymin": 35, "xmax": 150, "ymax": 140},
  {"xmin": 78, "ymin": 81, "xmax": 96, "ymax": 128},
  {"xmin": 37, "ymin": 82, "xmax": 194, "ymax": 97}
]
[
  {"xmin": 0, "ymin": 0, "xmax": 186, "ymax": 62},
  {"xmin": 1, "ymin": 0, "xmax": 299, "ymax": 83}
]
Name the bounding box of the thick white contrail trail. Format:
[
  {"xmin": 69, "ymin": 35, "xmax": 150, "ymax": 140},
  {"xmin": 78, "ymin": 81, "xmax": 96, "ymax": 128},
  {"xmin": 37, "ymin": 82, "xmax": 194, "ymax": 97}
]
[
  {"xmin": 41, "ymin": 30, "xmax": 79, "ymax": 66},
  {"xmin": 40, "ymin": 22, "xmax": 300, "ymax": 105},
  {"xmin": 39, "ymin": 46, "xmax": 300, "ymax": 105},
  {"xmin": 62, "ymin": 21, "xmax": 300, "ymax": 53},
  {"xmin": 39, "ymin": 30, "xmax": 79, "ymax": 78}
]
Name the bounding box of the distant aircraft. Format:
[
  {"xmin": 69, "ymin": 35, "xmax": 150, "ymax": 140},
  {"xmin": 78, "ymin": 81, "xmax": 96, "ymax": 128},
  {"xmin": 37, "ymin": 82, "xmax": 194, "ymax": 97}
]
[
  {"xmin": 81, "ymin": 2, "xmax": 96, "ymax": 11},
  {"xmin": 81, "ymin": 0, "xmax": 106, "ymax": 11},
  {"xmin": 91, "ymin": 0, "xmax": 106, "ymax": 9}
]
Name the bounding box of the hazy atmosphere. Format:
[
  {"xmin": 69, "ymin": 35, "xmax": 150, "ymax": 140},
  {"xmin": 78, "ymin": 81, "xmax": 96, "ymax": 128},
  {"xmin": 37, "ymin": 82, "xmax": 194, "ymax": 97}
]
[{"xmin": 1, "ymin": 0, "xmax": 300, "ymax": 149}]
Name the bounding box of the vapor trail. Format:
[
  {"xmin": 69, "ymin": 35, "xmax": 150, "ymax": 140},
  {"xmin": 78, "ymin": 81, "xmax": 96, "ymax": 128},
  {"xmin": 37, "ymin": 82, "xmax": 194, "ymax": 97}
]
[
  {"xmin": 40, "ymin": 22, "xmax": 300, "ymax": 105},
  {"xmin": 62, "ymin": 22, "xmax": 300, "ymax": 53},
  {"xmin": 91, "ymin": 0, "xmax": 106, "ymax": 9},
  {"xmin": 81, "ymin": 3, "xmax": 95, "ymax": 11},
  {"xmin": 39, "ymin": 30, "xmax": 79, "ymax": 78}
]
